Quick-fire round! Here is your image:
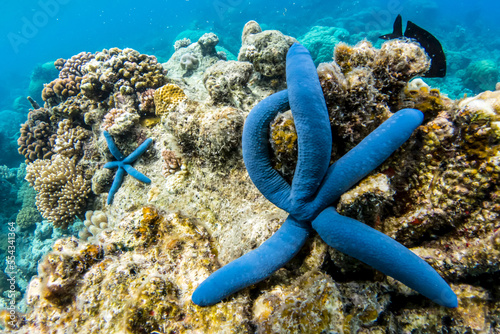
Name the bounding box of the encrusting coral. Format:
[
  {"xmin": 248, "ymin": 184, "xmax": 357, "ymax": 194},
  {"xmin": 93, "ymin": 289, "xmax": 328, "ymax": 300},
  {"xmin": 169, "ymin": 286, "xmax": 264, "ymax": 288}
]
[
  {"xmin": 52, "ymin": 119, "xmax": 90, "ymax": 158},
  {"xmin": 153, "ymin": 83, "xmax": 187, "ymax": 115}
]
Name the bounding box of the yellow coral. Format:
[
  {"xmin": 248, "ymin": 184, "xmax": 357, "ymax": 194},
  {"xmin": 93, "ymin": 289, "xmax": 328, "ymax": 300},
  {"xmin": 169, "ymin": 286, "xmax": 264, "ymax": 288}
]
[
  {"xmin": 404, "ymin": 85, "xmax": 450, "ymax": 119},
  {"xmin": 153, "ymin": 84, "xmax": 187, "ymax": 115}
]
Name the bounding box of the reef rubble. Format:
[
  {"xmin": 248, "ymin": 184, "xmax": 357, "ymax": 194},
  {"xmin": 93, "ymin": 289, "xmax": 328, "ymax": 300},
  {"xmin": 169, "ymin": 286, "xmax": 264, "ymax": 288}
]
[{"xmin": 6, "ymin": 21, "xmax": 500, "ymax": 333}]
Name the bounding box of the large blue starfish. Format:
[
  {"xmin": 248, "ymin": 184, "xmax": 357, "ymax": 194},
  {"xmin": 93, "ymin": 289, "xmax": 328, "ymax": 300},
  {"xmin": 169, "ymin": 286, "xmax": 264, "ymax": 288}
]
[
  {"xmin": 192, "ymin": 43, "xmax": 458, "ymax": 308},
  {"xmin": 103, "ymin": 130, "xmax": 153, "ymax": 204}
]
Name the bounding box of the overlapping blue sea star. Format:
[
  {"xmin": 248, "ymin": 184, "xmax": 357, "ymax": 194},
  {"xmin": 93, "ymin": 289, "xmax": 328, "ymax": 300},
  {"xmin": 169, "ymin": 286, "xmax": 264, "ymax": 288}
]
[
  {"xmin": 192, "ymin": 43, "xmax": 458, "ymax": 308},
  {"xmin": 103, "ymin": 130, "xmax": 153, "ymax": 204}
]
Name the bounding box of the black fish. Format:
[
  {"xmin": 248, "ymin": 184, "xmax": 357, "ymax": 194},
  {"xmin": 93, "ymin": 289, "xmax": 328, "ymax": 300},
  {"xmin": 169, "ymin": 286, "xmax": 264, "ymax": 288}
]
[{"xmin": 379, "ymin": 14, "xmax": 446, "ymax": 78}]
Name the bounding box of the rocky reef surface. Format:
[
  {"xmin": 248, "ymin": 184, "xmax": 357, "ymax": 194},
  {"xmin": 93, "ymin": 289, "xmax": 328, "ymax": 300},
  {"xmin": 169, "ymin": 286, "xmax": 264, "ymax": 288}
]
[{"xmin": 4, "ymin": 21, "xmax": 500, "ymax": 333}]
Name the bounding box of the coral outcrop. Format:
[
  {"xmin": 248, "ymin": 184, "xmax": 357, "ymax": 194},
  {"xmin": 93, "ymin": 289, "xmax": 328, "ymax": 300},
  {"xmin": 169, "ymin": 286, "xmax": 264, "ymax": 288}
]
[
  {"xmin": 203, "ymin": 60, "xmax": 254, "ymax": 107},
  {"xmin": 238, "ymin": 21, "xmax": 297, "ymax": 78},
  {"xmin": 162, "ymin": 33, "xmax": 226, "ymax": 100},
  {"xmin": 164, "ymin": 101, "xmax": 244, "ymax": 166}
]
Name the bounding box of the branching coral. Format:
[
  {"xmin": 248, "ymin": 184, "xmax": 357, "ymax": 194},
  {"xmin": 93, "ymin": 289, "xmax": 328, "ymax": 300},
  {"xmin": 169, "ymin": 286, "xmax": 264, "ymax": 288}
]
[
  {"xmin": 41, "ymin": 52, "xmax": 94, "ymax": 107},
  {"xmin": 17, "ymin": 108, "xmax": 56, "ymax": 163},
  {"xmin": 53, "ymin": 119, "xmax": 90, "ymax": 158},
  {"xmin": 81, "ymin": 47, "xmax": 165, "ymax": 102},
  {"xmin": 25, "ymin": 154, "xmax": 90, "ymax": 228}
]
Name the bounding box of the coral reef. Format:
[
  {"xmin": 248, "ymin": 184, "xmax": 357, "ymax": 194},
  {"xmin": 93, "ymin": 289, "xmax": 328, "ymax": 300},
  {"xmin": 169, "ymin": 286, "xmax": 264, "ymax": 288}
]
[
  {"xmin": 22, "ymin": 208, "xmax": 251, "ymax": 333},
  {"xmin": 13, "ymin": 21, "xmax": 500, "ymax": 333},
  {"xmin": 462, "ymin": 59, "xmax": 499, "ymax": 92},
  {"xmin": 25, "ymin": 154, "xmax": 90, "ymax": 228},
  {"xmin": 81, "ymin": 48, "xmax": 165, "ymax": 101},
  {"xmin": 238, "ymin": 21, "xmax": 297, "ymax": 78},
  {"xmin": 298, "ymin": 25, "xmax": 350, "ymax": 65}
]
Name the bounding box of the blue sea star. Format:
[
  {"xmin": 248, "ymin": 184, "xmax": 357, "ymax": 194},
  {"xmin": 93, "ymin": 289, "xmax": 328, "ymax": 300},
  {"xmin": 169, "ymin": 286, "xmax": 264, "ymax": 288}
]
[
  {"xmin": 192, "ymin": 43, "xmax": 458, "ymax": 308},
  {"xmin": 103, "ymin": 130, "xmax": 153, "ymax": 204}
]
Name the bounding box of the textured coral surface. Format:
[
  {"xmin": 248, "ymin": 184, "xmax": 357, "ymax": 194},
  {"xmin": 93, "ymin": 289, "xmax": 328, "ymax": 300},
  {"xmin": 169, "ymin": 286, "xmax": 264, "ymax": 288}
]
[{"xmin": 9, "ymin": 22, "xmax": 500, "ymax": 334}]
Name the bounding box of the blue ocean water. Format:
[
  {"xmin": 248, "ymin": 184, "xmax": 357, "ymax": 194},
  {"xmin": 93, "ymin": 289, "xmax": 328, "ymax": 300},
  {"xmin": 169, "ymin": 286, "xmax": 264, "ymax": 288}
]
[{"xmin": 0, "ymin": 0, "xmax": 499, "ymax": 320}]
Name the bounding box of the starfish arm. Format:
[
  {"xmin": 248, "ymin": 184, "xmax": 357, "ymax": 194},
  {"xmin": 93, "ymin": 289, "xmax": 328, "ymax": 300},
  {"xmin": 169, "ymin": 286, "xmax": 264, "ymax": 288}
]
[
  {"xmin": 107, "ymin": 167, "xmax": 126, "ymax": 205},
  {"xmin": 103, "ymin": 131, "xmax": 126, "ymax": 161},
  {"xmin": 122, "ymin": 138, "xmax": 153, "ymax": 164},
  {"xmin": 305, "ymin": 108, "xmax": 424, "ymax": 220},
  {"xmin": 286, "ymin": 43, "xmax": 332, "ymax": 206},
  {"xmin": 103, "ymin": 161, "xmax": 121, "ymax": 169},
  {"xmin": 192, "ymin": 216, "xmax": 311, "ymax": 306},
  {"xmin": 312, "ymin": 207, "xmax": 458, "ymax": 308},
  {"xmin": 122, "ymin": 164, "xmax": 151, "ymax": 184},
  {"xmin": 242, "ymin": 90, "xmax": 293, "ymax": 212}
]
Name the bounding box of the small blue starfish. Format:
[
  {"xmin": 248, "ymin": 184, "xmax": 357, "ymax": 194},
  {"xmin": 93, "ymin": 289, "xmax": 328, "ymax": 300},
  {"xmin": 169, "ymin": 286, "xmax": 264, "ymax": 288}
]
[
  {"xmin": 192, "ymin": 43, "xmax": 458, "ymax": 308},
  {"xmin": 103, "ymin": 130, "xmax": 153, "ymax": 204}
]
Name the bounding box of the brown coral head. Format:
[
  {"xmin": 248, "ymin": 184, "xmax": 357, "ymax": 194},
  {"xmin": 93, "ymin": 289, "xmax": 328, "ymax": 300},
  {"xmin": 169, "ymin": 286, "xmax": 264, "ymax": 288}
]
[{"xmin": 139, "ymin": 88, "xmax": 156, "ymax": 115}]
